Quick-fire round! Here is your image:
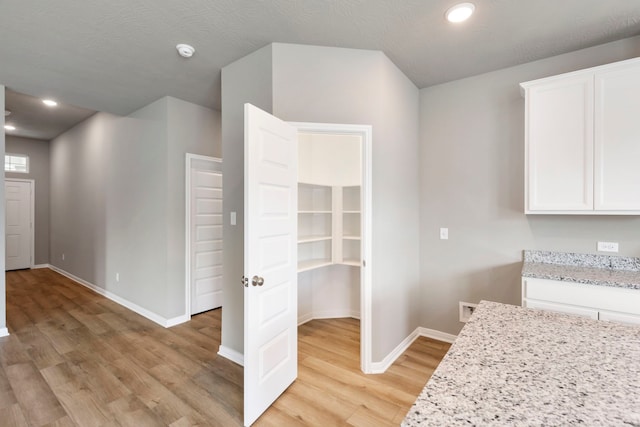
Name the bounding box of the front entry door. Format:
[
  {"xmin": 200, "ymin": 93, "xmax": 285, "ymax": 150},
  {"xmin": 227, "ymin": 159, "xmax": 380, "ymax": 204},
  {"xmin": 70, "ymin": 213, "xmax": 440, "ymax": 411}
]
[
  {"xmin": 5, "ymin": 180, "xmax": 32, "ymax": 270},
  {"xmin": 243, "ymin": 103, "xmax": 298, "ymax": 426}
]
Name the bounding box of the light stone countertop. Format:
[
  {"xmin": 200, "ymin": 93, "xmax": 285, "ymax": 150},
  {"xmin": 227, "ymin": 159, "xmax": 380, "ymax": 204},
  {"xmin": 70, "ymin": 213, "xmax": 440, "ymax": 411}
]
[
  {"xmin": 521, "ymin": 250, "xmax": 640, "ymax": 290},
  {"xmin": 402, "ymin": 300, "xmax": 640, "ymax": 426}
]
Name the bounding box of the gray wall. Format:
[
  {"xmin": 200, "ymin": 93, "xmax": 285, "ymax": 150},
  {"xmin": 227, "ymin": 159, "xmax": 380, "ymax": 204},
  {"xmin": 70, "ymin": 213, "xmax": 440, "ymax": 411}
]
[
  {"xmin": 221, "ymin": 45, "xmax": 274, "ymax": 355},
  {"xmin": 220, "ymin": 43, "xmax": 421, "ymax": 363},
  {"xmin": 0, "ymin": 85, "xmax": 5, "ymax": 332},
  {"xmin": 50, "ymin": 96, "xmax": 219, "ymax": 321},
  {"xmin": 5, "ymin": 135, "xmax": 50, "ymax": 265},
  {"xmin": 419, "ymin": 36, "xmax": 640, "ymax": 335}
]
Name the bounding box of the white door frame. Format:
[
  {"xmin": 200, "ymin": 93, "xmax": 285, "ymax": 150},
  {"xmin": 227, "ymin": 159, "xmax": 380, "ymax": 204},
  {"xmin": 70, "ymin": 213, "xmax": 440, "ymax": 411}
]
[
  {"xmin": 185, "ymin": 153, "xmax": 223, "ymax": 319},
  {"xmin": 288, "ymin": 122, "xmax": 373, "ymax": 374},
  {"xmin": 5, "ymin": 178, "xmax": 35, "ymax": 269}
]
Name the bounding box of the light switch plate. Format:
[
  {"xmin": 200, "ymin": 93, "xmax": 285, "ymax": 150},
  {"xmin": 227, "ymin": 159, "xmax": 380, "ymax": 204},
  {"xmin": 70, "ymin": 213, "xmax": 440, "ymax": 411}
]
[{"xmin": 440, "ymin": 228, "xmax": 448, "ymax": 240}]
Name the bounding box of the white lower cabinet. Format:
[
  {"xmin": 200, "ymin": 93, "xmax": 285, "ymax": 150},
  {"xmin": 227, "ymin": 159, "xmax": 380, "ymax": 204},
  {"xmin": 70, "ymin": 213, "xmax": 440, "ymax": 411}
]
[{"xmin": 522, "ymin": 277, "xmax": 640, "ymax": 325}]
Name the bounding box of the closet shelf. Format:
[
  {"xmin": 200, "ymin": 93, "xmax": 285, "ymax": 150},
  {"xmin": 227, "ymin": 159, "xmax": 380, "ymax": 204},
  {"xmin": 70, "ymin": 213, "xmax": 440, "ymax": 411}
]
[
  {"xmin": 298, "ymin": 259, "xmax": 333, "ymax": 273},
  {"xmin": 298, "ymin": 210, "xmax": 332, "ymax": 214},
  {"xmin": 341, "ymin": 259, "xmax": 361, "ymax": 267},
  {"xmin": 298, "ymin": 236, "xmax": 332, "ymax": 244},
  {"xmin": 343, "ymin": 235, "xmax": 361, "ymax": 240},
  {"xmin": 342, "ymin": 210, "xmax": 361, "ymax": 214}
]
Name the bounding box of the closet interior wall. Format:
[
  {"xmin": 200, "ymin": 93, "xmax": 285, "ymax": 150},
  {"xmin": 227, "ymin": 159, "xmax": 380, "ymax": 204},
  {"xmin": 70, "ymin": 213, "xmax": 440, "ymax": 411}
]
[{"xmin": 297, "ymin": 132, "xmax": 362, "ymax": 324}]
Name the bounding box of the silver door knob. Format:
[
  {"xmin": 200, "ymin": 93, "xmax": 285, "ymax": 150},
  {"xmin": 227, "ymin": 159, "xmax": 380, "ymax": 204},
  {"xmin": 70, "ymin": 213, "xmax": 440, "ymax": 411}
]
[
  {"xmin": 252, "ymin": 276, "xmax": 264, "ymax": 286},
  {"xmin": 241, "ymin": 275, "xmax": 249, "ymax": 287}
]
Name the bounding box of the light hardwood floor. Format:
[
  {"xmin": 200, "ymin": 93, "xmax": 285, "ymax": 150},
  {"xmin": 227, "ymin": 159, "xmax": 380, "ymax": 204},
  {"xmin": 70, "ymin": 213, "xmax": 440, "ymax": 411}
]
[{"xmin": 0, "ymin": 268, "xmax": 450, "ymax": 426}]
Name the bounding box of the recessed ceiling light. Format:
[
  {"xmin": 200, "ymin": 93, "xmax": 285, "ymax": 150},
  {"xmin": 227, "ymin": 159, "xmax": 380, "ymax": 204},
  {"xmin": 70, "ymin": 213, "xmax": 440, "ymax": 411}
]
[
  {"xmin": 4, "ymin": 124, "xmax": 16, "ymax": 131},
  {"xmin": 176, "ymin": 44, "xmax": 195, "ymax": 58},
  {"xmin": 446, "ymin": 2, "xmax": 475, "ymax": 23},
  {"xmin": 42, "ymin": 99, "xmax": 58, "ymax": 107}
]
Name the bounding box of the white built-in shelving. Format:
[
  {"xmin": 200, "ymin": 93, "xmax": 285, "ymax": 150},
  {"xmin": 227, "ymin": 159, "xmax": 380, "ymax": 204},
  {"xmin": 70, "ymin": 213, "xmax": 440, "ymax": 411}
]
[{"xmin": 297, "ymin": 183, "xmax": 361, "ymax": 272}]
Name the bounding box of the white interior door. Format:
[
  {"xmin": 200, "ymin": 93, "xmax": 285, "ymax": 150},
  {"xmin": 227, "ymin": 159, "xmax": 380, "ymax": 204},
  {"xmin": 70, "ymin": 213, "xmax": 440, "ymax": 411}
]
[
  {"xmin": 5, "ymin": 180, "xmax": 32, "ymax": 270},
  {"xmin": 189, "ymin": 156, "xmax": 223, "ymax": 315},
  {"xmin": 244, "ymin": 103, "xmax": 298, "ymax": 426}
]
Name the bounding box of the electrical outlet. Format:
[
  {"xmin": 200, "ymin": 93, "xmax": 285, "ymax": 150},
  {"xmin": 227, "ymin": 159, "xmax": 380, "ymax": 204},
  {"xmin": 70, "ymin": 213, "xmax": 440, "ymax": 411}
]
[
  {"xmin": 116, "ymin": 273, "xmax": 120, "ymax": 282},
  {"xmin": 459, "ymin": 301, "xmax": 478, "ymax": 323},
  {"xmin": 597, "ymin": 241, "xmax": 619, "ymax": 253},
  {"xmin": 62, "ymin": 253, "xmax": 65, "ymax": 261}
]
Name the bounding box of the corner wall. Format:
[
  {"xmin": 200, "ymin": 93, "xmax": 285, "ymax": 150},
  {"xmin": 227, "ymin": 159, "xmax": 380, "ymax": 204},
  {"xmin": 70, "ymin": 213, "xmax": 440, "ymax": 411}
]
[
  {"xmin": 220, "ymin": 45, "xmax": 274, "ymax": 356},
  {"xmin": 419, "ymin": 36, "xmax": 640, "ymax": 335},
  {"xmin": 5, "ymin": 136, "xmax": 50, "ymax": 265}
]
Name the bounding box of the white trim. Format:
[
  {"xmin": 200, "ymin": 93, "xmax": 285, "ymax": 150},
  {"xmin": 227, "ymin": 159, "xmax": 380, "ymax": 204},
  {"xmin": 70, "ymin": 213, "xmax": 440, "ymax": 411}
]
[
  {"xmin": 48, "ymin": 265, "xmax": 187, "ymax": 328},
  {"xmin": 185, "ymin": 153, "xmax": 223, "ymax": 320},
  {"xmin": 32, "ymin": 263, "xmax": 50, "ymax": 269},
  {"xmin": 297, "ymin": 313, "xmax": 314, "ymax": 326},
  {"xmin": 370, "ymin": 328, "xmax": 420, "ymax": 374},
  {"xmin": 369, "ymin": 327, "xmax": 458, "ymax": 374},
  {"xmin": 5, "ymin": 178, "xmax": 35, "ymax": 269},
  {"xmin": 218, "ymin": 345, "xmax": 244, "ymax": 366},
  {"xmin": 288, "ymin": 121, "xmax": 374, "ymax": 374},
  {"xmin": 0, "ymin": 327, "xmax": 8, "ymax": 337},
  {"xmin": 418, "ymin": 327, "xmax": 457, "ymax": 344}
]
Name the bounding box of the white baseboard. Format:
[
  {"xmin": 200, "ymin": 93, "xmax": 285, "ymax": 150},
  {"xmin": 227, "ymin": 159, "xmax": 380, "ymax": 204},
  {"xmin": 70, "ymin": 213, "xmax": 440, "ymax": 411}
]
[
  {"xmin": 298, "ymin": 308, "xmax": 360, "ymax": 325},
  {"xmin": 369, "ymin": 327, "xmax": 458, "ymax": 374},
  {"xmin": 298, "ymin": 313, "xmax": 314, "ymax": 326},
  {"xmin": 31, "ymin": 263, "xmax": 51, "ymax": 269},
  {"xmin": 370, "ymin": 328, "xmax": 421, "ymax": 374},
  {"xmin": 48, "ymin": 265, "xmax": 189, "ymax": 329},
  {"xmin": 418, "ymin": 327, "xmax": 457, "ymax": 344},
  {"xmin": 218, "ymin": 345, "xmax": 244, "ymax": 366},
  {"xmin": 0, "ymin": 327, "xmax": 9, "ymax": 337}
]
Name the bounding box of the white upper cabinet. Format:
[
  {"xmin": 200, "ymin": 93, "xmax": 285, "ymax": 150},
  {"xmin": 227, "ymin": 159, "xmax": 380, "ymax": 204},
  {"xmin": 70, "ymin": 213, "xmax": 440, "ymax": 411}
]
[
  {"xmin": 521, "ymin": 57, "xmax": 640, "ymax": 214},
  {"xmin": 594, "ymin": 61, "xmax": 640, "ymax": 211}
]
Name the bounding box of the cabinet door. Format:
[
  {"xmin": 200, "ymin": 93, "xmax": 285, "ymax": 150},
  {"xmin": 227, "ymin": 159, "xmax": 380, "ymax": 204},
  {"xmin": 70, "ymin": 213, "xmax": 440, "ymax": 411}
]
[
  {"xmin": 525, "ymin": 75, "xmax": 594, "ymax": 212},
  {"xmin": 594, "ymin": 62, "xmax": 640, "ymax": 210}
]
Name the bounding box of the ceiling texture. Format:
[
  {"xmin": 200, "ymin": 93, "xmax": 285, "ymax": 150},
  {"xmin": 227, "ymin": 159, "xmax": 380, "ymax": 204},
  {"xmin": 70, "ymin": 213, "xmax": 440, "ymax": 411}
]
[{"xmin": 2, "ymin": 0, "xmax": 640, "ymax": 138}]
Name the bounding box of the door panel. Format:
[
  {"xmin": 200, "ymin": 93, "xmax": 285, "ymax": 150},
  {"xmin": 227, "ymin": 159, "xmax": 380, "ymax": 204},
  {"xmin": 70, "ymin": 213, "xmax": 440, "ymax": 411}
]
[
  {"xmin": 5, "ymin": 180, "xmax": 31, "ymax": 270},
  {"xmin": 190, "ymin": 162, "xmax": 223, "ymax": 315},
  {"xmin": 244, "ymin": 103, "xmax": 298, "ymax": 426}
]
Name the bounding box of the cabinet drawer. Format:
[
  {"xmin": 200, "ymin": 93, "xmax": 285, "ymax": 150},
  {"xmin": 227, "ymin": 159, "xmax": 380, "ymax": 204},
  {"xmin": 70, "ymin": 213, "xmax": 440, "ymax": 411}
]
[
  {"xmin": 524, "ymin": 299, "xmax": 599, "ymax": 319},
  {"xmin": 523, "ymin": 277, "xmax": 640, "ymax": 315}
]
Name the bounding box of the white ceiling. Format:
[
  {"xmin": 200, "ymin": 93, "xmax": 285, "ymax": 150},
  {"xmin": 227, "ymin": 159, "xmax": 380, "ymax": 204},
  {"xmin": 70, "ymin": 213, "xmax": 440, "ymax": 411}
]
[{"xmin": 1, "ymin": 0, "xmax": 640, "ymax": 117}]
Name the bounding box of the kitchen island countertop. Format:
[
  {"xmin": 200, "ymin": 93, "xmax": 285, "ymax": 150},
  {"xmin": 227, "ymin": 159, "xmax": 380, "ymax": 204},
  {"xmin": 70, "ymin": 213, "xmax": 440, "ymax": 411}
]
[{"xmin": 402, "ymin": 300, "xmax": 640, "ymax": 426}]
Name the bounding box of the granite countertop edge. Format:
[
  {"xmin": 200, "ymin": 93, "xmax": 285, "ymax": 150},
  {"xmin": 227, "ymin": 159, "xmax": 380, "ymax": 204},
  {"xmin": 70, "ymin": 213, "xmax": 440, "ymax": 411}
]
[{"xmin": 521, "ymin": 250, "xmax": 640, "ymax": 291}]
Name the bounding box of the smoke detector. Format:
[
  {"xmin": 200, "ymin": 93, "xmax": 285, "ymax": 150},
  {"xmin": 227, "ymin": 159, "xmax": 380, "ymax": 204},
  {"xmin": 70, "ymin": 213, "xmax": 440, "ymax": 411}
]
[
  {"xmin": 176, "ymin": 44, "xmax": 195, "ymax": 58},
  {"xmin": 4, "ymin": 110, "xmax": 10, "ymax": 116}
]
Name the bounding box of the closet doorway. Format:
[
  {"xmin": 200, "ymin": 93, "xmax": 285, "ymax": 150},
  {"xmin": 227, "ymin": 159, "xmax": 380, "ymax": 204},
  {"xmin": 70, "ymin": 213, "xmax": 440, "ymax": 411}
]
[{"xmin": 291, "ymin": 122, "xmax": 373, "ymax": 373}]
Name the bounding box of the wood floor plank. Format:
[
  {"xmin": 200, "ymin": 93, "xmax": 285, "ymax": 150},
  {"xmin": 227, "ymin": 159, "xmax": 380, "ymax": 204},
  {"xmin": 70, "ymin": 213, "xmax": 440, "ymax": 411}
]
[
  {"xmin": 3, "ymin": 268, "xmax": 450, "ymax": 426},
  {"xmin": 5, "ymin": 362, "xmax": 67, "ymax": 426},
  {"xmin": 0, "ymin": 403, "xmax": 29, "ymax": 427}
]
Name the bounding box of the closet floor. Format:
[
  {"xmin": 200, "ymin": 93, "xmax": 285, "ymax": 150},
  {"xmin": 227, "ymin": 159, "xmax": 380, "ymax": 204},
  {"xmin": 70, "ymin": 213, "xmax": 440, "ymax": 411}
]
[{"xmin": 1, "ymin": 268, "xmax": 450, "ymax": 426}]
